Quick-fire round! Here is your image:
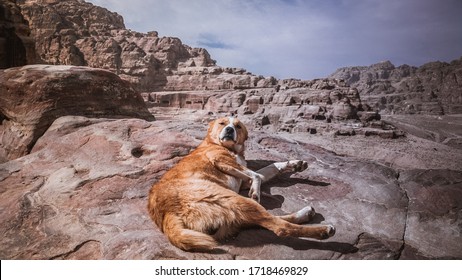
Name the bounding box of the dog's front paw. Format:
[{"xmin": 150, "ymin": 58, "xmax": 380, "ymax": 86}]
[
  {"xmin": 248, "ymin": 187, "xmax": 260, "ymax": 203},
  {"xmin": 283, "ymin": 160, "xmax": 308, "ymax": 173},
  {"xmin": 294, "ymin": 206, "xmax": 316, "ymax": 224}
]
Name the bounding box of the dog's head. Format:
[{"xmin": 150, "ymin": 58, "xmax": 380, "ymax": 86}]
[{"xmin": 206, "ymin": 117, "xmax": 248, "ymax": 154}]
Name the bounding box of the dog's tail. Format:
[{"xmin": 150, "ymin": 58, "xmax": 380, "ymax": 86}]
[{"xmin": 162, "ymin": 213, "xmax": 217, "ymax": 251}]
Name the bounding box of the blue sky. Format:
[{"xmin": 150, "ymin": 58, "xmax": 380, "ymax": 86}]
[{"xmin": 87, "ymin": 0, "xmax": 462, "ymax": 79}]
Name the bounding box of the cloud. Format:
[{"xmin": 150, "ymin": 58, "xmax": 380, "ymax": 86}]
[
  {"xmin": 197, "ymin": 33, "xmax": 235, "ymax": 50},
  {"xmin": 87, "ymin": 0, "xmax": 462, "ymax": 79}
]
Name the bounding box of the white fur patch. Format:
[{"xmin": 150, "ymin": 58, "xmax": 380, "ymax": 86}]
[
  {"xmin": 236, "ymin": 154, "xmax": 247, "ymax": 167},
  {"xmin": 227, "ymin": 176, "xmax": 242, "ymax": 193},
  {"xmin": 219, "ymin": 117, "xmax": 237, "ymax": 142}
]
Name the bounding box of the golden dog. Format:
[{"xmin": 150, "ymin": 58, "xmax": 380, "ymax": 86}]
[{"xmin": 148, "ymin": 117, "xmax": 335, "ymax": 251}]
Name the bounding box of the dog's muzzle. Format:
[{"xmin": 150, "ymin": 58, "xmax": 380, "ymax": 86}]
[{"xmin": 220, "ymin": 126, "xmax": 236, "ymax": 142}]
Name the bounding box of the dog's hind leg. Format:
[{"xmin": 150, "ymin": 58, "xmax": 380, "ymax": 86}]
[
  {"xmin": 234, "ymin": 197, "xmax": 335, "ymax": 240},
  {"xmin": 162, "ymin": 213, "xmax": 217, "ymax": 252}
]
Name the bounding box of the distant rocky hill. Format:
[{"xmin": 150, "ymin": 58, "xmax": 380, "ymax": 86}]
[{"xmin": 329, "ymin": 59, "xmax": 462, "ymax": 115}]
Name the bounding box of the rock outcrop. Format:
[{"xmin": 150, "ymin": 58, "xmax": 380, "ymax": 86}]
[
  {"xmin": 15, "ymin": 0, "xmax": 277, "ymax": 92},
  {"xmin": 0, "ymin": 64, "xmax": 154, "ymax": 163},
  {"xmin": 0, "ymin": 0, "xmax": 36, "ymax": 68},
  {"xmin": 329, "ymin": 58, "xmax": 462, "ymax": 115},
  {"xmin": 142, "ymin": 78, "xmax": 402, "ymax": 139}
]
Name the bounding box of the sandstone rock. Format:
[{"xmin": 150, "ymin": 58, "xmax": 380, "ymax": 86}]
[
  {"xmin": 16, "ymin": 0, "xmax": 263, "ymax": 92},
  {"xmin": 399, "ymin": 169, "xmax": 462, "ymax": 259},
  {"xmin": 329, "ymin": 58, "xmax": 462, "ymax": 114},
  {"xmin": 0, "ymin": 116, "xmax": 208, "ymax": 260},
  {"xmin": 8, "ymin": 0, "xmax": 290, "ymax": 92},
  {"xmin": 0, "ymin": 64, "xmax": 154, "ymax": 163},
  {"xmin": 9, "ymin": 0, "xmax": 462, "ymax": 111},
  {"xmin": 1, "ymin": 111, "xmax": 461, "ymax": 259},
  {"xmin": 0, "ymin": 0, "xmax": 36, "ymax": 68},
  {"xmin": 0, "ymin": 0, "xmax": 460, "ymax": 261},
  {"xmin": 147, "ymin": 80, "xmax": 362, "ymax": 118},
  {"xmin": 383, "ymin": 114, "xmax": 462, "ymax": 149},
  {"xmin": 143, "ymin": 81, "xmax": 402, "ymax": 138}
]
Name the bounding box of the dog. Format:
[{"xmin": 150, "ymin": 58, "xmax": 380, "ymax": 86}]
[{"xmin": 148, "ymin": 117, "xmax": 335, "ymax": 251}]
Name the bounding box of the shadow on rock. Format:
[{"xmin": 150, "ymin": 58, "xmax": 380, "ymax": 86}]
[{"xmin": 226, "ymin": 229, "xmax": 358, "ymax": 255}]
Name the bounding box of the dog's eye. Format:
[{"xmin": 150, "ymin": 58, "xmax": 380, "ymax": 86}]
[
  {"xmin": 236, "ymin": 124, "xmax": 242, "ymax": 129},
  {"xmin": 219, "ymin": 122, "xmax": 226, "ymax": 125}
]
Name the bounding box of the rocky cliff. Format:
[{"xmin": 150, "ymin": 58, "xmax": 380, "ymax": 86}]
[
  {"xmin": 329, "ymin": 58, "xmax": 462, "ymax": 115},
  {"xmin": 0, "ymin": 0, "xmax": 36, "ymax": 68},
  {"xmin": 14, "ymin": 0, "xmax": 277, "ymax": 92}
]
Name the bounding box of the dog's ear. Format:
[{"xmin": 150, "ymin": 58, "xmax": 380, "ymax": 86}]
[
  {"xmin": 236, "ymin": 120, "xmax": 248, "ymax": 142},
  {"xmin": 207, "ymin": 119, "xmax": 215, "ymax": 129},
  {"xmin": 242, "ymin": 123, "xmax": 249, "ymax": 141},
  {"xmin": 206, "ymin": 119, "xmax": 216, "ymax": 136}
]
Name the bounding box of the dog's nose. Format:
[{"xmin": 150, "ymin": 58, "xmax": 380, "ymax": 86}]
[{"xmin": 225, "ymin": 126, "xmax": 234, "ymax": 134}]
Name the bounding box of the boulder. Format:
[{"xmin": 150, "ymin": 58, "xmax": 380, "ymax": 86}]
[{"xmin": 0, "ymin": 65, "xmax": 154, "ymax": 163}]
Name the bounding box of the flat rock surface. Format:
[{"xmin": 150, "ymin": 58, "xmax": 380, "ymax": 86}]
[{"xmin": 1, "ymin": 114, "xmax": 460, "ymax": 259}]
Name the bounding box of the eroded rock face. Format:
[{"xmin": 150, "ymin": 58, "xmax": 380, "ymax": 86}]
[
  {"xmin": 329, "ymin": 58, "xmax": 462, "ymax": 114},
  {"xmin": 0, "ymin": 64, "xmax": 154, "ymax": 162},
  {"xmin": 14, "ymin": 0, "xmax": 461, "ymax": 114},
  {"xmin": 15, "ymin": 0, "xmax": 277, "ymax": 92},
  {"xmin": 142, "ymin": 79, "xmax": 402, "ymax": 139},
  {"xmin": 0, "ymin": 0, "xmax": 36, "ymax": 68}
]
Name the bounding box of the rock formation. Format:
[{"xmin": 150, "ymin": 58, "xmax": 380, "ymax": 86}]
[
  {"xmin": 15, "ymin": 0, "xmax": 278, "ymax": 92},
  {"xmin": 329, "ymin": 58, "xmax": 462, "ymax": 115},
  {"xmin": 142, "ymin": 79, "xmax": 401, "ymax": 139},
  {"xmin": 0, "ymin": 0, "xmax": 36, "ymax": 68},
  {"xmin": 0, "ymin": 64, "xmax": 154, "ymax": 163}
]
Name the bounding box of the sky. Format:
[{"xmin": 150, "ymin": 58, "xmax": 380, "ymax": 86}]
[{"xmin": 86, "ymin": 0, "xmax": 462, "ymax": 80}]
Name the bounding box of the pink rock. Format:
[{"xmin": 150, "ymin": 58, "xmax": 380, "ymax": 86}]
[{"xmin": 0, "ymin": 65, "xmax": 154, "ymax": 162}]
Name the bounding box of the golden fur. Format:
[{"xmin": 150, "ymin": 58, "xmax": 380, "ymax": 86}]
[{"xmin": 148, "ymin": 117, "xmax": 335, "ymax": 251}]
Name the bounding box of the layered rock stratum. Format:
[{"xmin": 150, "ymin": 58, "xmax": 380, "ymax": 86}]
[
  {"xmin": 0, "ymin": 0, "xmax": 461, "ymax": 260},
  {"xmin": 329, "ymin": 59, "xmax": 462, "ymax": 115}
]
